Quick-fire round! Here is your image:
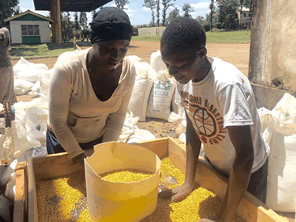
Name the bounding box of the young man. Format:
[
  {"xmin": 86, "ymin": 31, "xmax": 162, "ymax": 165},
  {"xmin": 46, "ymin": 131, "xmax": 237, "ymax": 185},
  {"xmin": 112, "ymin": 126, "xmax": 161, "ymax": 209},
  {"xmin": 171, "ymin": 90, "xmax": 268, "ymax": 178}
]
[
  {"xmin": 159, "ymin": 17, "xmax": 269, "ymax": 222},
  {"xmin": 0, "ymin": 12, "xmax": 17, "ymax": 105}
]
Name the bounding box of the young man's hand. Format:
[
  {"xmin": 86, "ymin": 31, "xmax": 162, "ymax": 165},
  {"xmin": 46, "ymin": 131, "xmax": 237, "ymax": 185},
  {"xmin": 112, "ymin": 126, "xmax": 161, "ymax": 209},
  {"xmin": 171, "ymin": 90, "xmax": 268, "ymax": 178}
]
[{"xmin": 158, "ymin": 183, "xmax": 194, "ymax": 202}]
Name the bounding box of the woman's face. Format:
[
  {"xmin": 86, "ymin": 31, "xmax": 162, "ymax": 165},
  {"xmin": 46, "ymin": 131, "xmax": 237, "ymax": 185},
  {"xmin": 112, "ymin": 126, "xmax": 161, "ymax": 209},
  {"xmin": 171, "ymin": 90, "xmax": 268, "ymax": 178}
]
[{"xmin": 92, "ymin": 39, "xmax": 130, "ymax": 70}]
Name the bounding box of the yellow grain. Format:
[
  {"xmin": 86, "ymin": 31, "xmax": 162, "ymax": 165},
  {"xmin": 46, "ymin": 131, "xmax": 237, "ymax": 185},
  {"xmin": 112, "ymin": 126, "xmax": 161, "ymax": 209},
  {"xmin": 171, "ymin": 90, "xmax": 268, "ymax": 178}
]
[
  {"xmin": 143, "ymin": 157, "xmax": 245, "ymax": 222},
  {"xmin": 37, "ymin": 158, "xmax": 245, "ymax": 222},
  {"xmin": 77, "ymin": 206, "xmax": 91, "ymax": 222},
  {"xmin": 101, "ymin": 170, "xmax": 153, "ymax": 183}
]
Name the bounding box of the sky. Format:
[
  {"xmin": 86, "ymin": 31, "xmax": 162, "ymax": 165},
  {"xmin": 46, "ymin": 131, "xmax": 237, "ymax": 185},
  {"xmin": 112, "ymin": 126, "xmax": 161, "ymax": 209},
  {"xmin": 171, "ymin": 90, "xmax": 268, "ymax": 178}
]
[{"xmin": 19, "ymin": 0, "xmax": 212, "ymax": 26}]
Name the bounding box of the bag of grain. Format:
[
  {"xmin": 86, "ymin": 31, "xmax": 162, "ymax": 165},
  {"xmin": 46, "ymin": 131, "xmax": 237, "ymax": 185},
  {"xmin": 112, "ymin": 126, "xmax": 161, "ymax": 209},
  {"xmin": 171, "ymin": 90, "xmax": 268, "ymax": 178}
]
[
  {"xmin": 263, "ymin": 93, "xmax": 296, "ymax": 212},
  {"xmin": 128, "ymin": 62, "xmax": 155, "ymax": 122},
  {"xmin": 14, "ymin": 79, "xmax": 34, "ymax": 95},
  {"xmin": 146, "ymin": 70, "xmax": 176, "ymax": 121}
]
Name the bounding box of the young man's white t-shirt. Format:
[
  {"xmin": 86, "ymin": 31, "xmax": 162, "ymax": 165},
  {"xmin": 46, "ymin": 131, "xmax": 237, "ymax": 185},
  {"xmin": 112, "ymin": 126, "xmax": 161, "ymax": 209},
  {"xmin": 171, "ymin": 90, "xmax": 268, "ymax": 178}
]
[{"xmin": 175, "ymin": 57, "xmax": 270, "ymax": 176}]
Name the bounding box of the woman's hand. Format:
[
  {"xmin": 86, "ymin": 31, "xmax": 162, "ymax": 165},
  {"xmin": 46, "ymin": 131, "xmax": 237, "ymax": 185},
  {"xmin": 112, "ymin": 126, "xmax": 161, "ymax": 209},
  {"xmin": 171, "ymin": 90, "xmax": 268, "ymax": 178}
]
[{"xmin": 72, "ymin": 153, "xmax": 86, "ymax": 164}]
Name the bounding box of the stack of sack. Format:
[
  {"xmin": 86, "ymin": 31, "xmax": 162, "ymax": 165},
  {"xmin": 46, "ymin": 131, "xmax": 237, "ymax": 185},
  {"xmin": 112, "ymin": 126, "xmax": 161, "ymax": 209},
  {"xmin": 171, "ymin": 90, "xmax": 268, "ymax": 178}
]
[
  {"xmin": 13, "ymin": 56, "xmax": 54, "ymax": 100},
  {"xmin": 258, "ymin": 93, "xmax": 296, "ymax": 213},
  {"xmin": 127, "ymin": 51, "xmax": 184, "ymax": 125}
]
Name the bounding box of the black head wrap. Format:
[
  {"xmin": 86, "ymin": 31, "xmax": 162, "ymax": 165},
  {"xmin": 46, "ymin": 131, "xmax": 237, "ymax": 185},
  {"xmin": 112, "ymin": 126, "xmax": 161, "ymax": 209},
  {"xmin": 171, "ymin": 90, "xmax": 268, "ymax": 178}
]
[
  {"xmin": 89, "ymin": 7, "xmax": 133, "ymax": 44},
  {"xmin": 161, "ymin": 17, "xmax": 206, "ymax": 55}
]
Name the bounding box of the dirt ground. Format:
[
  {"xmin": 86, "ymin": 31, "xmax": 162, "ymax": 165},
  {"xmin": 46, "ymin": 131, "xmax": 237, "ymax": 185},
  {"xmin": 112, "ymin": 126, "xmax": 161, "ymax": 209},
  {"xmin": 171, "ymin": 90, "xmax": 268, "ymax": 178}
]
[{"xmin": 11, "ymin": 40, "xmax": 250, "ymax": 76}]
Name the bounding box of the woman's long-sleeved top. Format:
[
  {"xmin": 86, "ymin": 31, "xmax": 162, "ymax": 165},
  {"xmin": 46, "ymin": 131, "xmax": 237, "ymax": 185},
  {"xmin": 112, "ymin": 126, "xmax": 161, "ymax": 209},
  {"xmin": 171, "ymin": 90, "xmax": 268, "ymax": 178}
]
[{"xmin": 48, "ymin": 48, "xmax": 136, "ymax": 158}]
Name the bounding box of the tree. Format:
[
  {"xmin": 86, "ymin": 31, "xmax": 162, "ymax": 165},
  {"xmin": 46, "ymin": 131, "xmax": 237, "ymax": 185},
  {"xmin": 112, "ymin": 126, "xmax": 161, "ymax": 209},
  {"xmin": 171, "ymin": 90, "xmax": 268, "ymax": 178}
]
[
  {"xmin": 0, "ymin": 0, "xmax": 19, "ymax": 19},
  {"xmin": 162, "ymin": 0, "xmax": 175, "ymax": 26},
  {"xmin": 156, "ymin": 0, "xmax": 160, "ymax": 26},
  {"xmin": 217, "ymin": 0, "xmax": 239, "ymax": 30},
  {"xmin": 79, "ymin": 12, "xmax": 88, "ymax": 30},
  {"xmin": 13, "ymin": 6, "xmax": 21, "ymax": 15},
  {"xmin": 209, "ymin": 0, "xmax": 215, "ymax": 31},
  {"xmin": 143, "ymin": 0, "xmax": 156, "ymax": 27},
  {"xmin": 61, "ymin": 12, "xmax": 74, "ymax": 42},
  {"xmin": 115, "ymin": 0, "xmax": 129, "ymax": 10},
  {"xmin": 182, "ymin": 3, "xmax": 194, "ymax": 18},
  {"xmin": 166, "ymin": 7, "xmax": 180, "ymax": 24},
  {"xmin": 74, "ymin": 12, "xmax": 81, "ymax": 36}
]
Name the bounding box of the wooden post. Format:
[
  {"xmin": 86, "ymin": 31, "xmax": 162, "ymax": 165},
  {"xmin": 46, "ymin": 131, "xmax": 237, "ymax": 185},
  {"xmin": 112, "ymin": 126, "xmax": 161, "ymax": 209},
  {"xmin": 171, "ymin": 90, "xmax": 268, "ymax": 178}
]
[
  {"xmin": 50, "ymin": 0, "xmax": 62, "ymax": 45},
  {"xmin": 13, "ymin": 162, "xmax": 27, "ymax": 222}
]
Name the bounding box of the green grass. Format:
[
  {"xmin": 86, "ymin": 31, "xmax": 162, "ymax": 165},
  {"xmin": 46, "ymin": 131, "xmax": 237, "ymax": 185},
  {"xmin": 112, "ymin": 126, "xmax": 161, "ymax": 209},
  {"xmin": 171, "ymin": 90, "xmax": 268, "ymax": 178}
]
[
  {"xmin": 9, "ymin": 43, "xmax": 75, "ymax": 60},
  {"xmin": 206, "ymin": 30, "xmax": 251, "ymax": 43},
  {"xmin": 132, "ymin": 36, "xmax": 162, "ymax": 41},
  {"xmin": 132, "ymin": 30, "xmax": 251, "ymax": 43}
]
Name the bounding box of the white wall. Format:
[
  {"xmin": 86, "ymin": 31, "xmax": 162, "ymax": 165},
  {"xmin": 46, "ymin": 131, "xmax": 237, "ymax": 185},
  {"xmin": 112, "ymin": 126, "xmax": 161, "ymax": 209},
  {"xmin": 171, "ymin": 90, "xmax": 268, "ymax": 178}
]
[{"xmin": 9, "ymin": 20, "xmax": 51, "ymax": 44}]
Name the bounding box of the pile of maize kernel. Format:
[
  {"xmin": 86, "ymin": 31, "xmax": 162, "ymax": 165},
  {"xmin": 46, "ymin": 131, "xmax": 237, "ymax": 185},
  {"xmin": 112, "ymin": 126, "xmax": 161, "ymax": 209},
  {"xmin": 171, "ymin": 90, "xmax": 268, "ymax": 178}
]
[
  {"xmin": 36, "ymin": 170, "xmax": 91, "ymax": 222},
  {"xmin": 142, "ymin": 157, "xmax": 245, "ymax": 222},
  {"xmin": 36, "ymin": 157, "xmax": 245, "ymax": 222},
  {"xmin": 101, "ymin": 170, "xmax": 153, "ymax": 183}
]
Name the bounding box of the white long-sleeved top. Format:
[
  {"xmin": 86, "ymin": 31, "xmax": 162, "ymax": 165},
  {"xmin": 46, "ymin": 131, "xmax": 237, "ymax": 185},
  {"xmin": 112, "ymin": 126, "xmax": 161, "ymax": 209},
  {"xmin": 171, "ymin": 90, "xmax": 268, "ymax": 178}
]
[{"xmin": 49, "ymin": 48, "xmax": 136, "ymax": 158}]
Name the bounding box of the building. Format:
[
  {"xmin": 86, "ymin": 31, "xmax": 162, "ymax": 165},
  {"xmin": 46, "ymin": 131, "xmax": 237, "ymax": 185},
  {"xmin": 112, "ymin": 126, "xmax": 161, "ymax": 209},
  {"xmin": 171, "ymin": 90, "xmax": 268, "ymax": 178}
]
[
  {"xmin": 138, "ymin": 27, "xmax": 166, "ymax": 36},
  {"xmin": 4, "ymin": 10, "xmax": 54, "ymax": 44},
  {"xmin": 237, "ymin": 7, "xmax": 251, "ymax": 28}
]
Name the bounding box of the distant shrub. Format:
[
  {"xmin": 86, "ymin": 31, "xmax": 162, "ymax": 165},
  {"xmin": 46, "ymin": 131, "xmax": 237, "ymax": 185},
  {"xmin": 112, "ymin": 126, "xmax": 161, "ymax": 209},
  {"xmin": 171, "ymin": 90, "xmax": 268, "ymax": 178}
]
[{"xmin": 211, "ymin": 28, "xmax": 220, "ymax": 32}]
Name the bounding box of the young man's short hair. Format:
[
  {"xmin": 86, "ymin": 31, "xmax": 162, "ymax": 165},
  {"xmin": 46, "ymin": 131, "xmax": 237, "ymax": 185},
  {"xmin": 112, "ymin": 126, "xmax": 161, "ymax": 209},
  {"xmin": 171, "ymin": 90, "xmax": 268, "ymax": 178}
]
[{"xmin": 161, "ymin": 17, "xmax": 206, "ymax": 56}]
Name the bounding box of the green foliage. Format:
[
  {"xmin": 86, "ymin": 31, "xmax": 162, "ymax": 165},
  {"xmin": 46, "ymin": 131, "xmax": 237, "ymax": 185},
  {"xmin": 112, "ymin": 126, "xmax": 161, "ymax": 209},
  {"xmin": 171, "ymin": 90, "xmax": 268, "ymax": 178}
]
[
  {"xmin": 217, "ymin": 0, "xmax": 239, "ymax": 30},
  {"xmin": 182, "ymin": 3, "xmax": 194, "ymax": 18},
  {"xmin": 115, "ymin": 0, "xmax": 129, "ymax": 9},
  {"xmin": 132, "ymin": 26, "xmax": 138, "ymax": 36},
  {"xmin": 74, "ymin": 12, "xmax": 81, "ymax": 36},
  {"xmin": 143, "ymin": 0, "xmax": 156, "ymax": 27},
  {"xmin": 211, "ymin": 28, "xmax": 220, "ymax": 32},
  {"xmin": 166, "ymin": 7, "xmax": 180, "ymax": 24},
  {"xmin": 0, "ymin": 0, "xmax": 19, "ymax": 20},
  {"xmin": 61, "ymin": 12, "xmax": 75, "ymax": 39},
  {"xmin": 79, "ymin": 12, "xmax": 88, "ymax": 30},
  {"xmin": 162, "ymin": 0, "xmax": 175, "ymax": 26}
]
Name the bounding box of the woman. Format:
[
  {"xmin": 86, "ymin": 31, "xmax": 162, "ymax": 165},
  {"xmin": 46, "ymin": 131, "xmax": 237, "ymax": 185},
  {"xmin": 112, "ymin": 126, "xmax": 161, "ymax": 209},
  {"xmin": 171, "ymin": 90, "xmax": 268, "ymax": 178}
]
[
  {"xmin": 0, "ymin": 11, "xmax": 17, "ymax": 105},
  {"xmin": 46, "ymin": 7, "xmax": 136, "ymax": 163}
]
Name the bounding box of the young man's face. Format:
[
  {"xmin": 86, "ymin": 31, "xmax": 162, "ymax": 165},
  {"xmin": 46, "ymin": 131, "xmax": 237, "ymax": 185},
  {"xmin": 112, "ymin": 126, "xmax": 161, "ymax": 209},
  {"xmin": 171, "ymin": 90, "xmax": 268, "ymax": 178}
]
[{"xmin": 161, "ymin": 46, "xmax": 204, "ymax": 84}]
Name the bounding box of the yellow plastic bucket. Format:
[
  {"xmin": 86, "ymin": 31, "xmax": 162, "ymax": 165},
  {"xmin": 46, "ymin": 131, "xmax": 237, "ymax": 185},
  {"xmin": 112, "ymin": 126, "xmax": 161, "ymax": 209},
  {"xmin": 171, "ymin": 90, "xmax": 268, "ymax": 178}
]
[{"xmin": 84, "ymin": 142, "xmax": 161, "ymax": 222}]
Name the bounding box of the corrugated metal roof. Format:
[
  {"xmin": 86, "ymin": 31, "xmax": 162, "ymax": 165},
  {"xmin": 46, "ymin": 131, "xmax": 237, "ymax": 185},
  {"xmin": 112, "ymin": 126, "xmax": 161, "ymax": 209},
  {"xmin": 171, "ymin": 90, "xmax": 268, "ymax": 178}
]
[{"xmin": 33, "ymin": 0, "xmax": 112, "ymax": 12}]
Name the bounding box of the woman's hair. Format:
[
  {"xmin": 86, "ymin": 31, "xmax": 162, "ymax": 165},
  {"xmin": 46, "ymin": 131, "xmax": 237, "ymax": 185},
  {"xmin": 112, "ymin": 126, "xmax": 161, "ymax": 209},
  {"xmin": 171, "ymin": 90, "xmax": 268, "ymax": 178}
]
[
  {"xmin": 89, "ymin": 7, "xmax": 133, "ymax": 44},
  {"xmin": 161, "ymin": 17, "xmax": 206, "ymax": 55}
]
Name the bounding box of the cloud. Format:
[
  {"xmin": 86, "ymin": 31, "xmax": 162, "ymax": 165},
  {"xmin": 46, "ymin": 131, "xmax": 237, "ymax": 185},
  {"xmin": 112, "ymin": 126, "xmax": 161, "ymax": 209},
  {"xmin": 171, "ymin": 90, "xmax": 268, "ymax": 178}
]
[
  {"xmin": 142, "ymin": 7, "xmax": 150, "ymax": 12},
  {"xmin": 191, "ymin": 2, "xmax": 210, "ymax": 10},
  {"xmin": 108, "ymin": 4, "xmax": 136, "ymax": 17}
]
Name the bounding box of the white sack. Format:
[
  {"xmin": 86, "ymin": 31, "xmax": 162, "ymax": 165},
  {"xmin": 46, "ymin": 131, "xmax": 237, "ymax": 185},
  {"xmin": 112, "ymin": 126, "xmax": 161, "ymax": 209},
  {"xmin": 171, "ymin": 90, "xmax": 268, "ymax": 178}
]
[
  {"xmin": 128, "ymin": 76, "xmax": 153, "ymax": 122},
  {"xmin": 150, "ymin": 50, "xmax": 166, "ymax": 73},
  {"xmin": 25, "ymin": 107, "xmax": 49, "ymax": 147},
  {"xmin": 127, "ymin": 129, "xmax": 156, "ymax": 144},
  {"xmin": 17, "ymin": 69, "xmax": 47, "ymax": 83},
  {"xmin": 127, "ymin": 55, "xmax": 143, "ymax": 64},
  {"xmin": 14, "ymin": 79, "xmax": 34, "ymax": 95},
  {"xmin": 13, "ymin": 57, "xmax": 48, "ymax": 76},
  {"xmin": 147, "ymin": 70, "xmax": 176, "ymax": 121},
  {"xmin": 0, "ymin": 121, "xmax": 41, "ymax": 162}
]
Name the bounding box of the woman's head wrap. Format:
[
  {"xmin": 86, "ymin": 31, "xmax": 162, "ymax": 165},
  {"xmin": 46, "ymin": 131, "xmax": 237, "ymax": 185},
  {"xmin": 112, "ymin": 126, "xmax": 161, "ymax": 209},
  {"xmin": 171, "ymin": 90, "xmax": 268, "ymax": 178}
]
[{"xmin": 89, "ymin": 7, "xmax": 133, "ymax": 44}]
